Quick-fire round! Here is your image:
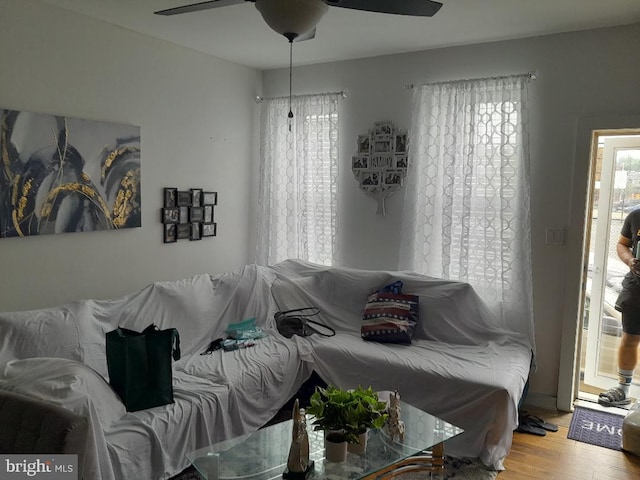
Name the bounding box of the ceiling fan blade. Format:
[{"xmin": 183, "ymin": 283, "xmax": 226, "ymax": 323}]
[
  {"xmin": 294, "ymin": 28, "xmax": 316, "ymax": 42},
  {"xmin": 325, "ymin": 0, "xmax": 442, "ymax": 17},
  {"xmin": 154, "ymin": 0, "xmax": 250, "ymax": 16}
]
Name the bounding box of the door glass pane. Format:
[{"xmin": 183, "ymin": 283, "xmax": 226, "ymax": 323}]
[
  {"xmin": 582, "ymin": 140, "xmax": 640, "ymax": 394},
  {"xmin": 597, "ymin": 149, "xmax": 640, "ymax": 379}
]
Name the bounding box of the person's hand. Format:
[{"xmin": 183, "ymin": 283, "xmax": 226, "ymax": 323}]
[{"xmin": 629, "ymin": 258, "xmax": 640, "ymax": 276}]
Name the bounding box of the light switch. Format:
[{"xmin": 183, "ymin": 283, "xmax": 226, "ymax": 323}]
[{"xmin": 546, "ymin": 226, "xmax": 565, "ymax": 245}]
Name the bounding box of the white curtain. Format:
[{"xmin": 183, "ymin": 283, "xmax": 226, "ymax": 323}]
[
  {"xmin": 399, "ymin": 75, "xmax": 534, "ymax": 346},
  {"xmin": 256, "ymin": 93, "xmax": 340, "ymax": 266}
]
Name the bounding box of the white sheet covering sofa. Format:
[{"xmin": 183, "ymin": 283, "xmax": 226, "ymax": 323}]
[
  {"xmin": 268, "ymin": 260, "xmax": 533, "ymax": 470},
  {"xmin": 0, "ymin": 264, "xmax": 311, "ymax": 479},
  {"xmin": 0, "ymin": 259, "xmax": 533, "ymax": 478}
]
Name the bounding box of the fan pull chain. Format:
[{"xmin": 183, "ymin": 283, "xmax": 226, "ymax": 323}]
[{"xmin": 288, "ymin": 39, "xmax": 294, "ymax": 132}]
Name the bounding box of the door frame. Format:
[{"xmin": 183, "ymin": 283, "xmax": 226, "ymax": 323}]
[
  {"xmin": 556, "ymin": 116, "xmax": 640, "ymax": 413},
  {"xmin": 581, "ymin": 135, "xmax": 640, "ymax": 396}
]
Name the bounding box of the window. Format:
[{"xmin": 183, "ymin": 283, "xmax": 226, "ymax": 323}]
[
  {"xmin": 399, "ymin": 75, "xmax": 534, "ymax": 342},
  {"xmin": 256, "ymin": 94, "xmax": 340, "ymax": 266}
]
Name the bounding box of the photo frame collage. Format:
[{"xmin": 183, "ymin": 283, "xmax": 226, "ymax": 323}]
[
  {"xmin": 352, "ymin": 121, "xmax": 408, "ymax": 194},
  {"xmin": 162, "ymin": 187, "xmax": 218, "ymax": 243}
]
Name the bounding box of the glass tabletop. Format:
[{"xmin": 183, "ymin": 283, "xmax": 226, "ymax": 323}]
[{"xmin": 187, "ymin": 401, "xmax": 463, "ymax": 480}]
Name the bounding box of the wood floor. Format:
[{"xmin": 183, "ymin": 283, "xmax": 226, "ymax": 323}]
[{"xmin": 497, "ymin": 406, "xmax": 640, "ymax": 479}]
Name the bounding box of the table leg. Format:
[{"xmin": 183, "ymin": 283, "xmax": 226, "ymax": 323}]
[{"xmin": 361, "ymin": 441, "xmax": 445, "ymax": 479}]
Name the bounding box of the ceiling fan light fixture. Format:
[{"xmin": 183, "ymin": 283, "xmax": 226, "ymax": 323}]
[{"xmin": 255, "ymin": 0, "xmax": 329, "ymax": 39}]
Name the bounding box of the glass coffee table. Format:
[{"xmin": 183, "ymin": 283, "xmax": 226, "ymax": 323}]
[{"xmin": 187, "ymin": 401, "xmax": 463, "ymax": 480}]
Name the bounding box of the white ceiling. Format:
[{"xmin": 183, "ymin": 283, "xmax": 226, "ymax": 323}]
[{"xmin": 38, "ymin": 0, "xmax": 640, "ymax": 70}]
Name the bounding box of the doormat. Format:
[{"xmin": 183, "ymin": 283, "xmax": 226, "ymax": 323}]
[{"xmin": 567, "ymin": 405, "xmax": 624, "ymax": 450}]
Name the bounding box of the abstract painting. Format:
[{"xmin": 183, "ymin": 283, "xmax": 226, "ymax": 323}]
[{"xmin": 0, "ymin": 108, "xmax": 141, "ymax": 238}]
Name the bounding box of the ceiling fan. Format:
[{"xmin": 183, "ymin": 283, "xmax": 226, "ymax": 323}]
[
  {"xmin": 155, "ymin": 0, "xmax": 443, "ymax": 41},
  {"xmin": 155, "ymin": 0, "xmax": 443, "ymax": 125}
]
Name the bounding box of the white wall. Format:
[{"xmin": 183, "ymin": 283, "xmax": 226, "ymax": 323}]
[
  {"xmin": 0, "ymin": 0, "xmax": 261, "ymax": 311},
  {"xmin": 4, "ymin": 0, "xmax": 640, "ymax": 405},
  {"xmin": 261, "ymin": 23, "xmax": 640, "ymax": 404}
]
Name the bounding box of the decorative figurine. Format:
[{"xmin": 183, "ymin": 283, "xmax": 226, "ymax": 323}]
[
  {"xmin": 283, "ymin": 399, "xmax": 314, "ymax": 479},
  {"xmin": 386, "ymin": 390, "xmax": 405, "ymax": 442}
]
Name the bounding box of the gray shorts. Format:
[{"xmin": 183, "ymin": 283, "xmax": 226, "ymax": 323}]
[{"xmin": 615, "ymin": 274, "xmax": 640, "ymax": 335}]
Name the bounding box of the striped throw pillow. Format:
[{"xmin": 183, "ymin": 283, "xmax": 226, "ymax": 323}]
[{"xmin": 361, "ymin": 289, "xmax": 418, "ymax": 344}]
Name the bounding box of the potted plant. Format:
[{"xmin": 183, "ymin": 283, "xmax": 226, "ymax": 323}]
[
  {"xmin": 307, "ymin": 385, "xmax": 351, "ymax": 462},
  {"xmin": 307, "ymin": 385, "xmax": 388, "ymax": 460},
  {"xmin": 342, "ymin": 385, "xmax": 388, "ymax": 454}
]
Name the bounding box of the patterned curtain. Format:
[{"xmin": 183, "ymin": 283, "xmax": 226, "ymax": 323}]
[
  {"xmin": 399, "ymin": 75, "xmax": 534, "ymax": 341},
  {"xmin": 256, "ymin": 93, "xmax": 340, "ymax": 266}
]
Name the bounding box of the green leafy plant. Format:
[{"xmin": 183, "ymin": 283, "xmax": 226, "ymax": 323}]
[{"xmin": 307, "ymin": 385, "xmax": 388, "ymax": 444}]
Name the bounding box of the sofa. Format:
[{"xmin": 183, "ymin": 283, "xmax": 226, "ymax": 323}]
[
  {"xmin": 0, "ymin": 388, "xmax": 89, "ymax": 459},
  {"xmin": 268, "ymin": 260, "xmax": 533, "ymax": 470},
  {"xmin": 0, "ymin": 259, "xmax": 533, "ymax": 478}
]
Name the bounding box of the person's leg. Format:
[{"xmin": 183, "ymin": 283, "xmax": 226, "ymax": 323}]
[
  {"xmin": 619, "ymin": 332, "xmax": 640, "ymax": 370},
  {"xmin": 601, "ymin": 281, "xmax": 640, "ymax": 406},
  {"xmin": 618, "ymin": 332, "xmax": 640, "ymax": 398},
  {"xmin": 599, "ymin": 308, "xmax": 640, "ymax": 406}
]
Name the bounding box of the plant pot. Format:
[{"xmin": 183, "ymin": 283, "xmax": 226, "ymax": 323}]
[
  {"xmin": 347, "ymin": 430, "xmax": 368, "ymax": 455},
  {"xmin": 324, "ymin": 432, "xmax": 348, "ymax": 463}
]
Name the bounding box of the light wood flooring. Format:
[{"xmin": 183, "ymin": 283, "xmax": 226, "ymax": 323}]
[{"xmin": 497, "ymin": 406, "xmax": 640, "ymax": 479}]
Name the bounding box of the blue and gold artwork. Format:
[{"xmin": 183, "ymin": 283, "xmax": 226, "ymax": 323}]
[{"xmin": 0, "ymin": 109, "xmax": 141, "ymax": 238}]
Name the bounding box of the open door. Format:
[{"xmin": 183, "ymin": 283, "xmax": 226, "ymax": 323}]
[{"xmin": 582, "ymin": 135, "xmax": 640, "ymax": 399}]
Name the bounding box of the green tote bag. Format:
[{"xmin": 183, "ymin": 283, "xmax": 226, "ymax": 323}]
[{"xmin": 106, "ymin": 324, "xmax": 181, "ymax": 412}]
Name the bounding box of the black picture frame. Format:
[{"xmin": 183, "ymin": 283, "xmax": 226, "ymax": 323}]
[
  {"xmin": 162, "ymin": 207, "xmax": 179, "ymax": 224},
  {"xmin": 176, "ymin": 223, "xmax": 190, "ymax": 240},
  {"xmin": 202, "ymin": 222, "xmax": 217, "ymax": 237},
  {"xmin": 164, "ymin": 223, "xmax": 177, "ymax": 243},
  {"xmin": 204, "ymin": 205, "xmax": 213, "ymax": 223},
  {"xmin": 179, "ymin": 206, "xmax": 189, "ymax": 224},
  {"xmin": 164, "ymin": 187, "xmax": 177, "ymax": 208},
  {"xmin": 191, "ymin": 188, "xmax": 203, "ymax": 207},
  {"xmin": 162, "ymin": 186, "xmax": 217, "ymax": 243},
  {"xmin": 190, "ymin": 207, "xmax": 204, "ymax": 223},
  {"xmin": 177, "ymin": 191, "xmax": 192, "ymax": 207},
  {"xmin": 190, "ymin": 222, "xmax": 201, "ymax": 241},
  {"xmin": 203, "ymin": 191, "xmax": 218, "ymax": 206}
]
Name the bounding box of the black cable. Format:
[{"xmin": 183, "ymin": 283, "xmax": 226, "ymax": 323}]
[{"xmin": 288, "ymin": 39, "xmax": 294, "ymax": 131}]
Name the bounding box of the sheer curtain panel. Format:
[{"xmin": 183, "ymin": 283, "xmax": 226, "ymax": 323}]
[
  {"xmin": 399, "ymin": 75, "xmax": 534, "ymax": 348},
  {"xmin": 257, "ymin": 93, "xmax": 340, "ymax": 266}
]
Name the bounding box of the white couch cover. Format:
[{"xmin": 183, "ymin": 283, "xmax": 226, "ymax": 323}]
[
  {"xmin": 0, "ymin": 264, "xmax": 311, "ymax": 480},
  {"xmin": 0, "ymin": 259, "xmax": 533, "ymax": 477},
  {"xmin": 269, "ymin": 259, "xmax": 533, "ymax": 470}
]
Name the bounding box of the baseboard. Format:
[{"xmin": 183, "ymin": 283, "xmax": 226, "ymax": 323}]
[{"xmin": 521, "ymin": 393, "xmax": 559, "ymax": 411}]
